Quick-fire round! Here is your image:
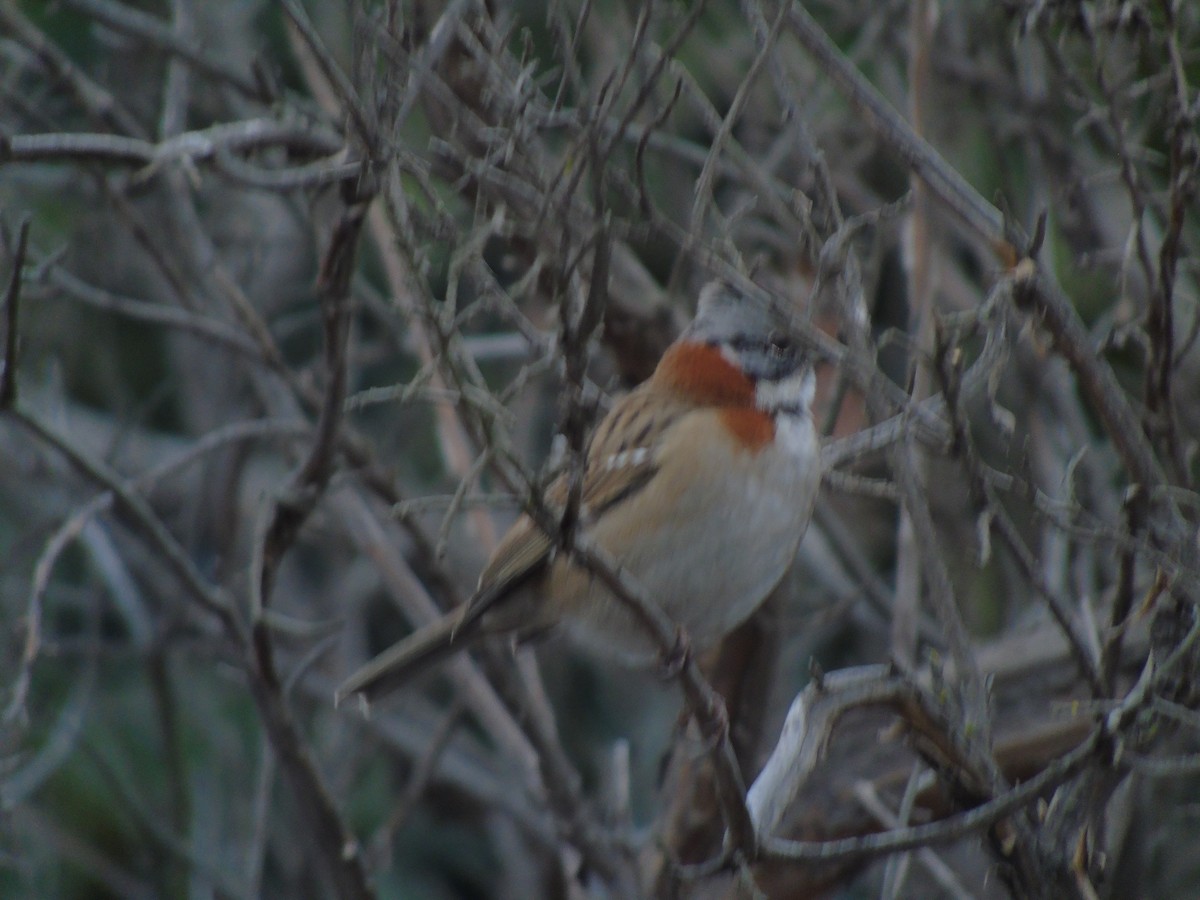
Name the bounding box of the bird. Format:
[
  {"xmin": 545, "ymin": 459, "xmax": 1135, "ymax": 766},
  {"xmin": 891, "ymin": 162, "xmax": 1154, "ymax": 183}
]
[{"xmin": 337, "ymin": 280, "xmax": 821, "ymax": 704}]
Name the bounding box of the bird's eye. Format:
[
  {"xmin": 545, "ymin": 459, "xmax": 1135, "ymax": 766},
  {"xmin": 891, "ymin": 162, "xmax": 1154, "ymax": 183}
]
[{"xmin": 767, "ymin": 333, "xmax": 791, "ymax": 357}]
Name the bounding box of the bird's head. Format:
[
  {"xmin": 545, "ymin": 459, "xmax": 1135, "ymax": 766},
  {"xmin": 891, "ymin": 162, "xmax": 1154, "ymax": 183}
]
[{"xmin": 656, "ymin": 281, "xmax": 814, "ymax": 416}]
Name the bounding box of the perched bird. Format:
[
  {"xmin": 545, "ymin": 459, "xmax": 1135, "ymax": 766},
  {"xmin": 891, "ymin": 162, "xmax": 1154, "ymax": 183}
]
[{"xmin": 337, "ymin": 281, "xmax": 821, "ymax": 703}]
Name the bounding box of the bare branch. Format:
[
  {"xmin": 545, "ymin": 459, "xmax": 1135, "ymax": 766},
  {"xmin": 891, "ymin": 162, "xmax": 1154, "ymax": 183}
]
[{"xmin": 0, "ymin": 215, "xmax": 29, "ymax": 408}]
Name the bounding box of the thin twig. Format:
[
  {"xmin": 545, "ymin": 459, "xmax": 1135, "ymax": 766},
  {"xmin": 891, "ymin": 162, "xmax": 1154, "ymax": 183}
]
[{"xmin": 2, "ymin": 119, "xmax": 342, "ymax": 168}]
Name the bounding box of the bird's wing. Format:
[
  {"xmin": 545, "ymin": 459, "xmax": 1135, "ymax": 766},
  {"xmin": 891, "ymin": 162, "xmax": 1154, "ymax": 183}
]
[
  {"xmin": 335, "ymin": 387, "xmax": 696, "ymax": 701},
  {"xmin": 575, "ymin": 386, "xmax": 682, "ymax": 516},
  {"xmin": 466, "ymin": 386, "xmax": 693, "ymax": 618}
]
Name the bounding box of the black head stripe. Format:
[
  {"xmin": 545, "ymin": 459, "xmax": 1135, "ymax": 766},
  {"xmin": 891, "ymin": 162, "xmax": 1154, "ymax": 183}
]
[{"xmin": 721, "ymin": 335, "xmax": 802, "ymax": 382}]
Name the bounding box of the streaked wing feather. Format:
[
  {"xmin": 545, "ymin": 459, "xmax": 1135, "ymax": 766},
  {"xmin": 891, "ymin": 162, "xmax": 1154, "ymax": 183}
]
[
  {"xmin": 577, "ymin": 387, "xmax": 689, "ymax": 516},
  {"xmin": 468, "ymin": 387, "xmax": 694, "ymax": 615}
]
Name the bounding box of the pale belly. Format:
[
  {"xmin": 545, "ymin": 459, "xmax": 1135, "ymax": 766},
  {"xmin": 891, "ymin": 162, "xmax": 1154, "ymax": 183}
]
[{"xmin": 553, "ymin": 411, "xmax": 820, "ymax": 665}]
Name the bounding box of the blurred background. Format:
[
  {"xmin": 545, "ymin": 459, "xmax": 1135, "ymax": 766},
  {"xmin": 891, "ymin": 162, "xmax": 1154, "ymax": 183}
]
[{"xmin": 2, "ymin": 1, "xmax": 1199, "ymax": 897}]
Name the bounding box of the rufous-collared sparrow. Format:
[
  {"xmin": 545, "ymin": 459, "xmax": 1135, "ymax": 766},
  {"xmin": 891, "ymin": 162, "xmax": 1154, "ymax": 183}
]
[{"xmin": 337, "ymin": 281, "xmax": 820, "ymax": 702}]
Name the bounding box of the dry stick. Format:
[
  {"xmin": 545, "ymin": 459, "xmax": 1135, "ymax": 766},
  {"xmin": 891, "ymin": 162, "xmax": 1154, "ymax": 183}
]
[
  {"xmin": 790, "ymin": 0, "xmax": 1193, "ymax": 618},
  {"xmin": 1, "ymin": 120, "xmax": 342, "ymax": 168},
  {"xmin": 547, "ymin": 0, "xmax": 592, "ymax": 111},
  {"xmin": 659, "ymin": 49, "xmax": 802, "ymax": 260},
  {"xmin": 1102, "ymin": 489, "xmax": 1149, "ymax": 693},
  {"xmin": 244, "ymin": 734, "xmax": 275, "ymax": 898},
  {"xmin": 12, "ymin": 808, "xmax": 153, "ymax": 899},
  {"xmin": 783, "ymin": 10, "xmax": 1198, "ymax": 882},
  {"xmin": 311, "ymin": 682, "xmax": 555, "ymax": 846},
  {"xmin": 1085, "ymin": 31, "xmax": 1187, "ymax": 482},
  {"xmin": 981, "ymin": 463, "xmax": 1200, "ymax": 587},
  {"xmin": 745, "ymin": 0, "xmax": 844, "ymax": 236},
  {"xmin": 210, "ymin": 151, "xmax": 360, "ymax": 191},
  {"xmin": 1, "ymin": 216, "xmax": 29, "ymax": 408},
  {"xmin": 542, "ymin": 0, "xmax": 712, "ymax": 238},
  {"xmin": 387, "ymin": 0, "xmax": 470, "ymax": 139},
  {"xmin": 251, "ymin": 199, "xmax": 367, "ymax": 619},
  {"xmin": 159, "ymin": 0, "xmax": 193, "ymax": 149},
  {"xmin": 367, "ymin": 698, "xmax": 466, "ymax": 869},
  {"xmin": 79, "ymin": 738, "xmax": 252, "ymax": 899},
  {"xmin": 980, "ymin": 473, "xmax": 1106, "ymax": 698},
  {"xmin": 894, "ymin": 402, "xmax": 1053, "ymax": 884},
  {"xmin": 746, "ymin": 665, "xmax": 903, "ymax": 837},
  {"xmin": 557, "ymin": 127, "xmax": 613, "ymax": 535},
  {"xmin": 95, "ymin": 182, "xmax": 198, "ymax": 313},
  {"xmin": 350, "ymin": 37, "xmax": 503, "ymax": 551}
]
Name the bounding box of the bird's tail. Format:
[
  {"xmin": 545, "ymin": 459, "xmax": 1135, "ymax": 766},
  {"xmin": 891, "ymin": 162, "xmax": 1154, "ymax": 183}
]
[{"xmin": 335, "ymin": 609, "xmax": 483, "ymax": 706}]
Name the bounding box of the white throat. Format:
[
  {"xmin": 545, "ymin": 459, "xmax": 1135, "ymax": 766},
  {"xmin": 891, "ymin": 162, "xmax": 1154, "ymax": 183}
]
[{"xmin": 755, "ymin": 367, "xmax": 815, "ymax": 417}]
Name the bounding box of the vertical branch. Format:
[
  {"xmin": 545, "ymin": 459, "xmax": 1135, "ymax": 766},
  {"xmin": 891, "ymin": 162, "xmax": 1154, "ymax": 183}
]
[
  {"xmin": 253, "ymin": 194, "xmax": 368, "ymax": 618},
  {"xmin": 1, "ymin": 216, "xmax": 30, "ymax": 409},
  {"xmin": 892, "ymin": 0, "xmax": 937, "ymax": 670},
  {"xmin": 246, "ymin": 189, "xmax": 374, "ymax": 900}
]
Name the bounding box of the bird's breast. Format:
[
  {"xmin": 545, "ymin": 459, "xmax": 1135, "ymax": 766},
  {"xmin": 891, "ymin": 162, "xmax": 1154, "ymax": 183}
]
[{"xmin": 553, "ymin": 406, "xmax": 820, "ymax": 665}]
